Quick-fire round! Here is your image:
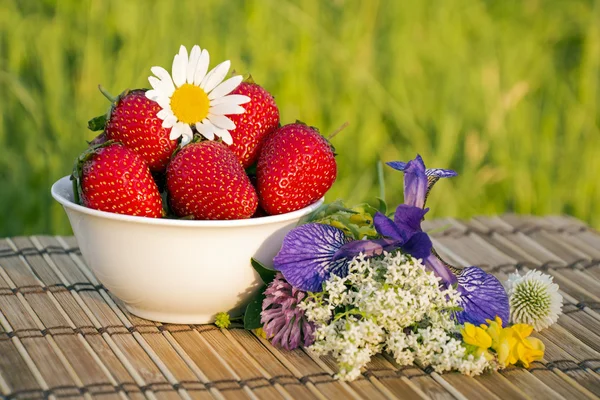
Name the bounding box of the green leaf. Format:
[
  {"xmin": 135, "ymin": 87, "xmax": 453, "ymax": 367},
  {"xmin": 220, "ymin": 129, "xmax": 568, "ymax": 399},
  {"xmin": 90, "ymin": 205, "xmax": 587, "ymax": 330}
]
[
  {"xmin": 251, "ymin": 258, "xmax": 277, "ymax": 284},
  {"xmin": 87, "ymin": 114, "xmax": 107, "ymax": 131},
  {"xmin": 375, "ymin": 197, "xmax": 387, "ymax": 214},
  {"xmin": 299, "ymin": 200, "xmax": 352, "ymax": 225},
  {"xmin": 243, "ymin": 287, "xmax": 266, "ymax": 330},
  {"xmin": 377, "ymin": 160, "xmax": 386, "ymax": 201}
]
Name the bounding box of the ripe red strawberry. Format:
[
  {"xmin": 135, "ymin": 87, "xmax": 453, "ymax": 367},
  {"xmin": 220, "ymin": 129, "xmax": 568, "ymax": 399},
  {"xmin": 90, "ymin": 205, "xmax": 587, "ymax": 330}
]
[
  {"xmin": 72, "ymin": 141, "xmax": 163, "ymax": 218},
  {"xmin": 89, "ymin": 88, "xmax": 178, "ymax": 172},
  {"xmin": 166, "ymin": 141, "xmax": 258, "ymax": 220},
  {"xmin": 227, "ymin": 81, "xmax": 280, "ymax": 168},
  {"xmin": 256, "ymin": 123, "xmax": 337, "ymax": 215}
]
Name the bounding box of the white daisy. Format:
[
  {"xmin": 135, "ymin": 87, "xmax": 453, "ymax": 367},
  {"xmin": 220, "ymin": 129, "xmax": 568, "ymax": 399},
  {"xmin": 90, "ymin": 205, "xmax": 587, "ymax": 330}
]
[
  {"xmin": 504, "ymin": 269, "xmax": 563, "ymax": 331},
  {"xmin": 145, "ymin": 45, "xmax": 250, "ymax": 145}
]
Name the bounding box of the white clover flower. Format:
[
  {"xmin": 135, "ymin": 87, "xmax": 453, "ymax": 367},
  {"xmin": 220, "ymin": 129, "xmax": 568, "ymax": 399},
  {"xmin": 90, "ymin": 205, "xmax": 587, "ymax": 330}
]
[{"xmin": 505, "ymin": 270, "xmax": 563, "ymax": 331}]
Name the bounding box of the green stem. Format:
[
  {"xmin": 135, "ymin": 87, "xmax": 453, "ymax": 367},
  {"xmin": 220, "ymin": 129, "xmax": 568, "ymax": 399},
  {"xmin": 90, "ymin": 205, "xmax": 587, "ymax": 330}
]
[
  {"xmin": 98, "ymin": 85, "xmax": 117, "ymax": 103},
  {"xmin": 327, "ymin": 121, "xmax": 349, "ymax": 140},
  {"xmin": 377, "ymin": 160, "xmax": 386, "ymax": 202}
]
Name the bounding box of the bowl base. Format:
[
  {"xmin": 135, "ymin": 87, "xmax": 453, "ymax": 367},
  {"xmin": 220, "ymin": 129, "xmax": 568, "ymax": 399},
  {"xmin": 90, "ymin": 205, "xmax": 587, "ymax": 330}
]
[{"xmin": 124, "ymin": 305, "xmax": 241, "ymax": 324}]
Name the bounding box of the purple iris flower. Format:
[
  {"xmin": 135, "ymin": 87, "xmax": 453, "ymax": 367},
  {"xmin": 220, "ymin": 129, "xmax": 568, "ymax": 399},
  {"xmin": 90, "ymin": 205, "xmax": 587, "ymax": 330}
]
[
  {"xmin": 379, "ymin": 155, "xmax": 509, "ymax": 325},
  {"xmin": 456, "ymin": 267, "xmax": 510, "ymax": 325},
  {"xmin": 374, "ymin": 155, "xmax": 457, "ymax": 283}
]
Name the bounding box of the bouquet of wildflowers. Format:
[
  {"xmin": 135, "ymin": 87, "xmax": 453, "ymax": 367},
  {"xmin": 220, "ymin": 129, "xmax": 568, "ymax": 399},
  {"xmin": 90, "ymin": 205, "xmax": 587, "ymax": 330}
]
[{"xmin": 238, "ymin": 155, "xmax": 562, "ymax": 381}]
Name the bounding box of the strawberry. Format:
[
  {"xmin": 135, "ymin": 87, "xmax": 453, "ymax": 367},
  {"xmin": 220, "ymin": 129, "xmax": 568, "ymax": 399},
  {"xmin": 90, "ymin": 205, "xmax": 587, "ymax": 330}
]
[
  {"xmin": 256, "ymin": 123, "xmax": 337, "ymax": 215},
  {"xmin": 227, "ymin": 81, "xmax": 280, "ymax": 168},
  {"xmin": 72, "ymin": 141, "xmax": 163, "ymax": 218},
  {"xmin": 166, "ymin": 141, "xmax": 258, "ymax": 220},
  {"xmin": 89, "ymin": 88, "xmax": 178, "ymax": 172}
]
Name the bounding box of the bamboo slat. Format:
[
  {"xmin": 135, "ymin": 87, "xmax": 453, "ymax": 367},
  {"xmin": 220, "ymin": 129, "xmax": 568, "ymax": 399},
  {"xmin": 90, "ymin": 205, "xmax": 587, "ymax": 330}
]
[{"xmin": 0, "ymin": 215, "xmax": 599, "ymax": 399}]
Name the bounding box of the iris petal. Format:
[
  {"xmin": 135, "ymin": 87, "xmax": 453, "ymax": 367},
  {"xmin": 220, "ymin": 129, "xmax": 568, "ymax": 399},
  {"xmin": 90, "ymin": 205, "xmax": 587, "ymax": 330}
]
[
  {"xmin": 426, "ymin": 168, "xmax": 458, "ymax": 178},
  {"xmin": 400, "ymin": 232, "xmax": 432, "ymax": 261},
  {"xmin": 386, "ymin": 160, "xmax": 457, "ymax": 178},
  {"xmin": 386, "ymin": 161, "xmax": 407, "ymax": 171},
  {"xmin": 456, "ymin": 267, "xmax": 510, "ymax": 325},
  {"xmin": 273, "ymin": 224, "xmax": 351, "ymax": 292},
  {"xmin": 424, "ymin": 255, "xmax": 458, "ymax": 285},
  {"xmin": 403, "ymin": 155, "xmax": 427, "ymax": 209},
  {"xmin": 393, "ymin": 204, "xmax": 428, "ymax": 235},
  {"xmin": 373, "ymin": 212, "xmax": 406, "ymax": 241}
]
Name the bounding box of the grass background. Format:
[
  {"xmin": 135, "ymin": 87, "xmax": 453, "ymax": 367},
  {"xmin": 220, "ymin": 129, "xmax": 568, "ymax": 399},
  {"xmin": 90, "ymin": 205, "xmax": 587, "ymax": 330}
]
[{"xmin": 0, "ymin": 0, "xmax": 598, "ymax": 236}]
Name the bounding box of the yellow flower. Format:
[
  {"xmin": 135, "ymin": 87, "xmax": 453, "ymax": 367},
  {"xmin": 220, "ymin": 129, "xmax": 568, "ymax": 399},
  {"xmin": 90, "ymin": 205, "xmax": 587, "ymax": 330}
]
[
  {"xmin": 511, "ymin": 324, "xmax": 533, "ymax": 339},
  {"xmin": 496, "ymin": 327, "xmax": 519, "ymax": 367},
  {"xmin": 461, "ymin": 323, "xmax": 492, "ymax": 349},
  {"xmin": 482, "ymin": 316, "xmax": 504, "ymax": 349},
  {"xmin": 516, "ymin": 337, "xmax": 545, "ymax": 368},
  {"xmin": 483, "ymin": 318, "xmax": 545, "ymax": 368},
  {"xmin": 510, "ymin": 324, "xmax": 544, "ymax": 367}
]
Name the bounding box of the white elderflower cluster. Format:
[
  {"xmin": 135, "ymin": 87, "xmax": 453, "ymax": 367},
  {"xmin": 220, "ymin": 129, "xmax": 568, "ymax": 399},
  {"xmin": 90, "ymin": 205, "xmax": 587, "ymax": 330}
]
[
  {"xmin": 391, "ymin": 327, "xmax": 488, "ymax": 376},
  {"xmin": 310, "ymin": 317, "xmax": 384, "ymax": 381},
  {"xmin": 300, "ymin": 251, "xmax": 491, "ymax": 380}
]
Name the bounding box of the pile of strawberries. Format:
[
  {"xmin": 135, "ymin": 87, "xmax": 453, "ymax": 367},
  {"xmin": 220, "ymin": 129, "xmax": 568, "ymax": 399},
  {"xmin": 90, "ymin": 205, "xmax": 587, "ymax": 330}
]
[{"xmin": 72, "ymin": 80, "xmax": 337, "ymax": 220}]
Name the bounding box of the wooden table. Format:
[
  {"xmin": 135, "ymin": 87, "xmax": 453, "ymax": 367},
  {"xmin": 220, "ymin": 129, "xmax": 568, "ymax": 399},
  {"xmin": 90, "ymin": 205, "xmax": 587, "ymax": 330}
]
[{"xmin": 0, "ymin": 215, "xmax": 599, "ymax": 399}]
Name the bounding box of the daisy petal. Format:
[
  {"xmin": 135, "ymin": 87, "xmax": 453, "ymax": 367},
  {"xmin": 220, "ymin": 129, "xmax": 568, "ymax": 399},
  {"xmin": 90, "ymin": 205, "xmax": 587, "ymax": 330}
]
[
  {"xmin": 201, "ymin": 60, "xmax": 230, "ymax": 92},
  {"xmin": 208, "ymin": 75, "xmax": 243, "ymax": 100},
  {"xmin": 178, "ymin": 45, "xmax": 189, "ymax": 65},
  {"xmin": 172, "ymin": 52, "xmax": 187, "ymax": 87},
  {"xmin": 155, "ymin": 96, "xmax": 171, "ymax": 111},
  {"xmin": 162, "ymin": 115, "xmax": 177, "ymax": 129},
  {"xmin": 181, "ymin": 135, "xmax": 192, "ymax": 146},
  {"xmin": 187, "ymin": 45, "xmax": 201, "ymax": 84},
  {"xmin": 194, "ymin": 49, "xmax": 210, "ymax": 86},
  {"xmin": 209, "ymin": 104, "xmax": 245, "ymax": 115},
  {"xmin": 210, "ymin": 94, "xmax": 251, "ymax": 106},
  {"xmin": 215, "ymin": 128, "xmax": 233, "ymax": 145},
  {"xmin": 207, "ymin": 114, "xmax": 235, "ymax": 130},
  {"xmin": 196, "ymin": 120, "xmax": 216, "ymax": 140},
  {"xmin": 150, "ymin": 66, "xmax": 175, "ymax": 95},
  {"xmin": 181, "ymin": 123, "xmax": 194, "ymax": 144},
  {"xmin": 145, "ymin": 89, "xmax": 159, "ymax": 100},
  {"xmin": 148, "ymin": 76, "xmax": 165, "ymax": 92},
  {"xmin": 156, "ymin": 109, "xmax": 169, "ymax": 120},
  {"xmin": 169, "ymin": 122, "xmax": 184, "ymax": 140}
]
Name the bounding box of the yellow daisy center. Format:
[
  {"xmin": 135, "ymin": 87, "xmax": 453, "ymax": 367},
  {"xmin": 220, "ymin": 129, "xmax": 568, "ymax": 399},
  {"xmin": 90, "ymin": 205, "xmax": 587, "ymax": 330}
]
[{"xmin": 170, "ymin": 84, "xmax": 210, "ymax": 124}]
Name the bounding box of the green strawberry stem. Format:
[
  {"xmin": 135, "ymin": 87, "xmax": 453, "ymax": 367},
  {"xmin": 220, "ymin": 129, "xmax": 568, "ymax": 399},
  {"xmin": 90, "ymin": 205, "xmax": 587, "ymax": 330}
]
[
  {"xmin": 88, "ymin": 86, "xmax": 134, "ymax": 132},
  {"xmin": 327, "ymin": 121, "xmax": 349, "ymax": 140},
  {"xmin": 98, "ymin": 84, "xmax": 118, "ymax": 103}
]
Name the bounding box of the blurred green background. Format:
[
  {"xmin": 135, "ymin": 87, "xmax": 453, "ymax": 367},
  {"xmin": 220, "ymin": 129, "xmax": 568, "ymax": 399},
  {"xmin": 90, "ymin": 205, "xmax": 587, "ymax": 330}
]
[{"xmin": 0, "ymin": 0, "xmax": 598, "ymax": 236}]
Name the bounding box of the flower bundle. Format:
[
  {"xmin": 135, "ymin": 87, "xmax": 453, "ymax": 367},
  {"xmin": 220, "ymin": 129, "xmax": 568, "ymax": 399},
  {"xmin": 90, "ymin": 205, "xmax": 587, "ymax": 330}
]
[{"xmin": 241, "ymin": 155, "xmax": 563, "ymax": 380}]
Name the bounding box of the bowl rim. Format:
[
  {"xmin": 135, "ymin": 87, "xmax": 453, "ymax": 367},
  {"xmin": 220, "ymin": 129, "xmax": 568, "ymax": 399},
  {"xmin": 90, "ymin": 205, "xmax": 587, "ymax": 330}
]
[{"xmin": 51, "ymin": 175, "xmax": 324, "ymax": 228}]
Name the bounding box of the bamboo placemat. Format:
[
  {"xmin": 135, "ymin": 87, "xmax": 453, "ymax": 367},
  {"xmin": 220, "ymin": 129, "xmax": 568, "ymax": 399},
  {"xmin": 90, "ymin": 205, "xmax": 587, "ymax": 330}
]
[{"xmin": 0, "ymin": 214, "xmax": 599, "ymax": 400}]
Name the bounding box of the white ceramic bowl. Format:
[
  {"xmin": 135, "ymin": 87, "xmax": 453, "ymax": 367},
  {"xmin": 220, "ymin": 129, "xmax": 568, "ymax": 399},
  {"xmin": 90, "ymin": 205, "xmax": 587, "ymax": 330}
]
[{"xmin": 51, "ymin": 176, "xmax": 323, "ymax": 324}]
